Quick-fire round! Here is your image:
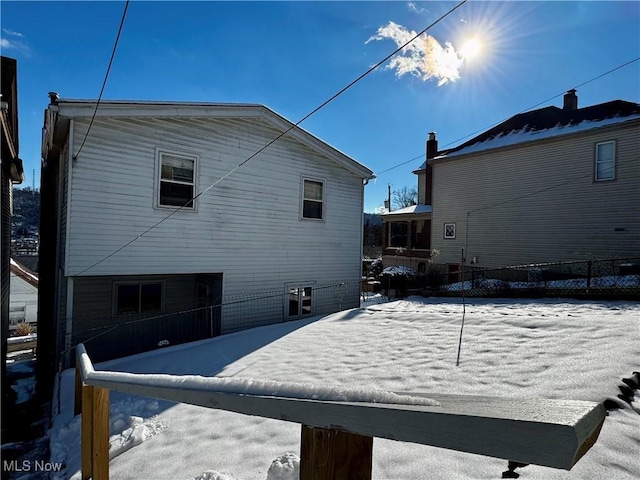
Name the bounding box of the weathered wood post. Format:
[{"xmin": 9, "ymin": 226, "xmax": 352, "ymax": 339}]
[
  {"xmin": 75, "ymin": 364, "xmax": 83, "ymax": 416},
  {"xmin": 300, "ymin": 425, "xmax": 373, "ymax": 480},
  {"xmin": 80, "ymin": 382, "xmax": 109, "ymax": 480},
  {"xmin": 92, "ymin": 387, "xmax": 110, "ymax": 480},
  {"xmin": 81, "ymin": 383, "xmax": 94, "ymax": 480}
]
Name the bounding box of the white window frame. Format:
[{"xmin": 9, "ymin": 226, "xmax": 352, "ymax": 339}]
[
  {"xmin": 594, "ymin": 141, "xmax": 615, "ymax": 182},
  {"xmin": 285, "ymin": 282, "xmax": 316, "ymax": 319},
  {"xmin": 155, "ymin": 148, "xmax": 198, "ymax": 210},
  {"xmin": 113, "ymin": 280, "xmax": 165, "ymax": 317},
  {"xmin": 300, "ymin": 177, "xmax": 326, "ymax": 221},
  {"xmin": 444, "ymin": 223, "xmax": 456, "ymax": 239}
]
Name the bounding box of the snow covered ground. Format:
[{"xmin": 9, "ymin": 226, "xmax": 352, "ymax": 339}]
[{"xmin": 50, "ymin": 297, "xmax": 639, "ymax": 480}]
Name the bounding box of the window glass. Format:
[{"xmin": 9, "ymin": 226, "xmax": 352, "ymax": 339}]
[
  {"xmin": 159, "ymin": 152, "xmax": 196, "ymax": 208},
  {"xmin": 288, "ymin": 288, "xmax": 299, "ymax": 317},
  {"xmin": 595, "ymin": 142, "xmax": 615, "ymax": 181},
  {"xmin": 302, "ymin": 179, "xmax": 324, "ymax": 219},
  {"xmin": 117, "ymin": 284, "xmax": 140, "ymax": 315},
  {"xmin": 161, "ymin": 155, "xmax": 194, "ymax": 182},
  {"xmin": 160, "ymin": 182, "xmax": 194, "ymax": 207},
  {"xmin": 412, "ymin": 220, "xmax": 431, "ymax": 250},
  {"xmin": 301, "ymin": 287, "xmax": 312, "ymax": 316},
  {"xmin": 117, "ymin": 283, "xmax": 163, "ymax": 315},
  {"xmin": 141, "ymin": 283, "xmax": 162, "ymax": 312},
  {"xmin": 389, "ymin": 222, "xmax": 408, "ymax": 247}
]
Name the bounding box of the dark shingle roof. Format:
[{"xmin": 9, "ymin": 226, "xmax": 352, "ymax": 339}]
[{"xmin": 439, "ymin": 99, "xmax": 640, "ymax": 158}]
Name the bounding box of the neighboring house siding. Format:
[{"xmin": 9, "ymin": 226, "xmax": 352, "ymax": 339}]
[
  {"xmin": 431, "ymin": 121, "xmax": 640, "ymax": 267},
  {"xmin": 65, "ymin": 116, "xmax": 363, "ymax": 318}
]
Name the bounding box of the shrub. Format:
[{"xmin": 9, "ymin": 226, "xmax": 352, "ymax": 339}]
[{"xmin": 14, "ymin": 322, "xmax": 34, "ymax": 337}]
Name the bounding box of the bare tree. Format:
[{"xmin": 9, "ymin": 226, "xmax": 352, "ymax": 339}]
[{"xmin": 392, "ymin": 186, "xmax": 417, "ymax": 209}]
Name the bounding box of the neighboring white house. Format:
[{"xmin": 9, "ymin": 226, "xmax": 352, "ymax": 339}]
[
  {"xmin": 381, "ymin": 90, "xmax": 640, "ymax": 275},
  {"xmin": 39, "ymin": 97, "xmax": 373, "ymax": 368}
]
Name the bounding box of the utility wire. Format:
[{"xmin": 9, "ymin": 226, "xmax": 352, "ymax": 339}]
[
  {"xmin": 74, "ymin": 0, "xmax": 469, "ymax": 276},
  {"xmin": 73, "ymin": 0, "xmax": 130, "ymax": 161},
  {"xmin": 374, "ymin": 56, "xmax": 640, "ymax": 176}
]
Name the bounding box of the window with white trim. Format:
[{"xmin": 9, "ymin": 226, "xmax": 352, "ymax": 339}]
[
  {"xmin": 158, "ymin": 151, "xmax": 196, "ymax": 208},
  {"xmin": 286, "ymin": 285, "xmax": 314, "ymax": 319},
  {"xmin": 302, "ymin": 178, "xmax": 325, "ymax": 220},
  {"xmin": 595, "ymin": 141, "xmax": 615, "ymax": 181},
  {"xmin": 444, "ymin": 223, "xmax": 456, "ymax": 239},
  {"xmin": 115, "ymin": 283, "xmax": 163, "ymax": 316}
]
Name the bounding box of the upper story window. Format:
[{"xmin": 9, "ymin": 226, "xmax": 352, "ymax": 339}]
[
  {"xmin": 157, "ymin": 150, "xmax": 197, "ymax": 208},
  {"xmin": 388, "ymin": 221, "xmax": 408, "ymax": 248},
  {"xmin": 302, "ymin": 178, "xmax": 325, "ymax": 220},
  {"xmin": 595, "ymin": 141, "xmax": 615, "ymax": 181}
]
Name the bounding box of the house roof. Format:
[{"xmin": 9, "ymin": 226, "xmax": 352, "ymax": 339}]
[
  {"xmin": 46, "ymin": 99, "xmax": 373, "ymax": 179},
  {"xmin": 380, "ymin": 204, "xmax": 433, "ymax": 216},
  {"xmin": 420, "ymin": 98, "xmax": 640, "ymax": 167}
]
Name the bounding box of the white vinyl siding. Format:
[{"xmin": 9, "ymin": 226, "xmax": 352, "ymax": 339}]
[
  {"xmin": 431, "ymin": 121, "xmax": 640, "ymax": 267},
  {"xmin": 65, "ymin": 116, "xmax": 364, "ymax": 308},
  {"xmin": 595, "ymin": 141, "xmax": 615, "ymax": 181}
]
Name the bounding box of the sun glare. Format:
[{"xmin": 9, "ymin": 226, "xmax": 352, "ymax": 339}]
[{"xmin": 460, "ymin": 38, "xmax": 482, "ymax": 60}]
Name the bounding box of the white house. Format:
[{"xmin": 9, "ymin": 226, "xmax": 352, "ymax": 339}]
[
  {"xmin": 39, "ymin": 97, "xmax": 373, "ymax": 370},
  {"xmin": 381, "ymin": 91, "xmax": 640, "ymax": 278}
]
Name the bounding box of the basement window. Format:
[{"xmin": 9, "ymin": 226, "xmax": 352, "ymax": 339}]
[{"xmin": 116, "ymin": 283, "xmax": 163, "ymax": 316}]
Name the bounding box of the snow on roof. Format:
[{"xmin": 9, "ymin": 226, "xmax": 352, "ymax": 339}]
[
  {"xmin": 437, "ymin": 113, "xmax": 640, "ymax": 160},
  {"xmin": 382, "ymin": 204, "xmax": 432, "ymax": 215},
  {"xmin": 382, "ymin": 265, "xmax": 416, "ymax": 276}
]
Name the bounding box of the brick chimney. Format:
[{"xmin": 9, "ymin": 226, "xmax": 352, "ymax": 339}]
[
  {"xmin": 424, "ymin": 132, "xmax": 437, "ymax": 205},
  {"xmin": 426, "ymin": 132, "xmax": 438, "ymax": 160},
  {"xmin": 563, "ymin": 89, "xmax": 578, "ymax": 111}
]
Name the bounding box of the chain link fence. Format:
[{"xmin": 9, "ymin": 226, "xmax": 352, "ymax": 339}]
[
  {"xmin": 384, "ymin": 257, "xmax": 640, "ymax": 300},
  {"xmin": 70, "ymin": 279, "xmax": 388, "ymax": 365}
]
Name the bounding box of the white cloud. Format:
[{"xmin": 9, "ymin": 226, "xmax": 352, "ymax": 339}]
[
  {"xmin": 407, "ymin": 2, "xmax": 428, "ymax": 15},
  {"xmin": 0, "ymin": 38, "xmax": 13, "ymax": 48},
  {"xmin": 2, "ymin": 28, "xmax": 24, "ymax": 38},
  {"xmin": 366, "ymin": 21, "xmax": 463, "ymax": 86}
]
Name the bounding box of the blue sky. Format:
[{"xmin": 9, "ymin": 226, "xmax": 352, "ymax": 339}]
[{"xmin": 2, "ymin": 1, "xmax": 639, "ymax": 212}]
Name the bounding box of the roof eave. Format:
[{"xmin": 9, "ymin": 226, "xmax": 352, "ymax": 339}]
[{"xmin": 53, "ymin": 100, "xmax": 374, "ymax": 180}]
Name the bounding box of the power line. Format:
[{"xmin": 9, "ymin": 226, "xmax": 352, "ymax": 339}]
[
  {"xmin": 74, "ymin": 0, "xmax": 469, "ymax": 276},
  {"xmin": 73, "ymin": 0, "xmax": 130, "ymax": 161},
  {"xmin": 374, "ymin": 56, "xmax": 640, "ymax": 177}
]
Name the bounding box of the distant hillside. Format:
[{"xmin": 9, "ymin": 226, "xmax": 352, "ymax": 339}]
[{"xmin": 12, "ymin": 187, "xmax": 40, "ymax": 238}]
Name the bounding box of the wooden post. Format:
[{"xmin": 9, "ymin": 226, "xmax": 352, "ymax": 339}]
[
  {"xmin": 92, "ymin": 387, "xmax": 110, "ymax": 480},
  {"xmin": 81, "ymin": 385, "xmax": 94, "ymax": 480},
  {"xmin": 300, "ymin": 425, "xmax": 372, "ymax": 480}
]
